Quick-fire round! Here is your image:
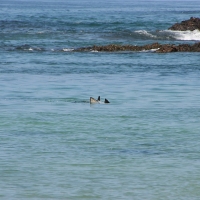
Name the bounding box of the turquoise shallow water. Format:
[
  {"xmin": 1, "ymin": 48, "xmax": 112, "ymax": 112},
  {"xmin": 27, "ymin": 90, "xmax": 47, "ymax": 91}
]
[{"xmin": 1, "ymin": 0, "xmax": 200, "ymax": 199}]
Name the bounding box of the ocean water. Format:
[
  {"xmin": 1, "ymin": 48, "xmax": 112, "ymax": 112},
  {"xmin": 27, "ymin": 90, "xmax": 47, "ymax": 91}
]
[{"xmin": 1, "ymin": 0, "xmax": 200, "ymax": 199}]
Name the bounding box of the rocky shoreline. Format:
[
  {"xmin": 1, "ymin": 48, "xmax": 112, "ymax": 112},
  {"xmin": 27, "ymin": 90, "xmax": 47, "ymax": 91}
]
[
  {"xmin": 76, "ymin": 42, "xmax": 200, "ymax": 53},
  {"xmin": 75, "ymin": 17, "xmax": 200, "ymax": 53}
]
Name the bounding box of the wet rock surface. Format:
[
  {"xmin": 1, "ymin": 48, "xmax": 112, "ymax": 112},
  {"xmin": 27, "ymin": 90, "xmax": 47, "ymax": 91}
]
[
  {"xmin": 76, "ymin": 43, "xmax": 162, "ymax": 52},
  {"xmin": 75, "ymin": 42, "xmax": 200, "ymax": 53},
  {"xmin": 168, "ymin": 17, "xmax": 200, "ymax": 31}
]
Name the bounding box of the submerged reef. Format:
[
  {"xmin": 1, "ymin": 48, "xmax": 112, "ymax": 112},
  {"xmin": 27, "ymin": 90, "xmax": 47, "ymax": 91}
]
[{"xmin": 75, "ymin": 42, "xmax": 200, "ymax": 53}]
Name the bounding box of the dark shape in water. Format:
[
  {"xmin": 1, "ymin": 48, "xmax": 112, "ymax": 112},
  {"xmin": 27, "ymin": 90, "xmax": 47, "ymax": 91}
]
[
  {"xmin": 90, "ymin": 96, "xmax": 110, "ymax": 104},
  {"xmin": 104, "ymin": 99, "xmax": 110, "ymax": 103}
]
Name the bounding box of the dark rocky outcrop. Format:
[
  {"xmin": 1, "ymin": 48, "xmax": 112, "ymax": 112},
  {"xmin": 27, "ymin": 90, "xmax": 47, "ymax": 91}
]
[
  {"xmin": 76, "ymin": 43, "xmax": 162, "ymax": 52},
  {"xmin": 75, "ymin": 42, "xmax": 200, "ymax": 53},
  {"xmin": 156, "ymin": 45, "xmax": 177, "ymax": 53},
  {"xmin": 168, "ymin": 17, "xmax": 200, "ymax": 31},
  {"xmin": 157, "ymin": 43, "xmax": 200, "ymax": 52}
]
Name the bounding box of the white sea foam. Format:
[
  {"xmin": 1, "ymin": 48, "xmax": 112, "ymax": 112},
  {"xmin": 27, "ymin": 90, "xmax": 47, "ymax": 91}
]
[
  {"xmin": 161, "ymin": 29, "xmax": 200, "ymax": 41},
  {"xmin": 63, "ymin": 48, "xmax": 74, "ymax": 52},
  {"xmin": 91, "ymin": 50, "xmax": 98, "ymax": 52},
  {"xmin": 140, "ymin": 48, "xmax": 160, "ymax": 53},
  {"xmin": 135, "ymin": 30, "xmax": 157, "ymax": 39},
  {"xmin": 135, "ymin": 29, "xmax": 200, "ymax": 41}
]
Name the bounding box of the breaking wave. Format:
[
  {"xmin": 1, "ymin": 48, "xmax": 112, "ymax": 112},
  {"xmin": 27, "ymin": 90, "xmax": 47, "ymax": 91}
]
[
  {"xmin": 134, "ymin": 29, "xmax": 200, "ymax": 41},
  {"xmin": 135, "ymin": 30, "xmax": 158, "ymax": 39},
  {"xmin": 164, "ymin": 29, "xmax": 200, "ymax": 41}
]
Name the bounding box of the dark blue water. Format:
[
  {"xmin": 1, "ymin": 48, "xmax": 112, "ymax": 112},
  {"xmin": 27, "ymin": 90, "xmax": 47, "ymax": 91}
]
[{"xmin": 1, "ymin": 0, "xmax": 200, "ymax": 199}]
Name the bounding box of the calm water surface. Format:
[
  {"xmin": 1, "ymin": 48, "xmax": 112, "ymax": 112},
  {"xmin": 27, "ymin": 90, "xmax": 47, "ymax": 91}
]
[{"xmin": 1, "ymin": 0, "xmax": 200, "ymax": 199}]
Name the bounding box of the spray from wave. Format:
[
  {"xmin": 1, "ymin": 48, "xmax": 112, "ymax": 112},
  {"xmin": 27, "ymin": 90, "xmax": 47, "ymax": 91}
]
[
  {"xmin": 135, "ymin": 30, "xmax": 158, "ymax": 39},
  {"xmin": 134, "ymin": 29, "xmax": 200, "ymax": 41},
  {"xmin": 164, "ymin": 30, "xmax": 200, "ymax": 41}
]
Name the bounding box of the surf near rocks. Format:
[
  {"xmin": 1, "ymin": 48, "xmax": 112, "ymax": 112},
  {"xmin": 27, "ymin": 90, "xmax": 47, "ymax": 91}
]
[{"xmin": 74, "ymin": 17, "xmax": 200, "ymax": 53}]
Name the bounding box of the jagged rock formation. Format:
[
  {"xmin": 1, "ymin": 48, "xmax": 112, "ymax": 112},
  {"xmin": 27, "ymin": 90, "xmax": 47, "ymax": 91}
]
[{"xmin": 168, "ymin": 17, "xmax": 200, "ymax": 31}]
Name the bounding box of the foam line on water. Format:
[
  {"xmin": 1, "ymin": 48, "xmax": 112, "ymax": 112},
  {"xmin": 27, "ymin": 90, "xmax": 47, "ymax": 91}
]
[{"xmin": 134, "ymin": 29, "xmax": 200, "ymax": 41}]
